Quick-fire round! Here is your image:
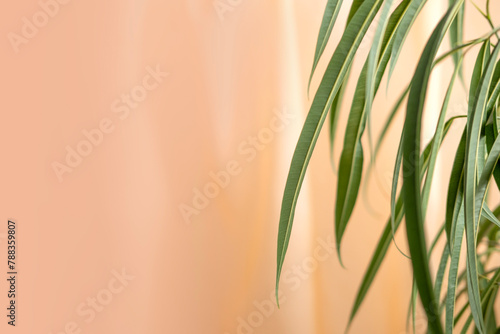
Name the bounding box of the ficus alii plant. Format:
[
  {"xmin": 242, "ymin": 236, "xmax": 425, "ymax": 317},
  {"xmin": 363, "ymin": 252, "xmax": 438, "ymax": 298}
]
[{"xmin": 275, "ymin": 0, "xmax": 500, "ymax": 333}]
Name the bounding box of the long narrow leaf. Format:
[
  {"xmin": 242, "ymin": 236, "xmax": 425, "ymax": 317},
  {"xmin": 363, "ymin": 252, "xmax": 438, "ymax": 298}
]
[
  {"xmin": 347, "ymin": 117, "xmax": 458, "ymax": 328},
  {"xmin": 387, "ymin": 0, "xmax": 428, "ymax": 85},
  {"xmin": 422, "ymin": 60, "xmax": 463, "ymax": 218},
  {"xmin": 449, "ymin": 0, "xmax": 465, "ymax": 81},
  {"xmin": 401, "ymin": 3, "xmax": 464, "ymax": 333},
  {"xmin": 336, "ymin": 0, "xmax": 421, "ymax": 258},
  {"xmin": 463, "ymin": 42, "xmax": 500, "ymax": 334},
  {"xmin": 329, "ymin": 77, "xmax": 348, "ymax": 172},
  {"xmin": 308, "ymin": 0, "xmax": 344, "ymax": 91},
  {"xmin": 446, "ymin": 203, "xmax": 465, "ymax": 333},
  {"xmin": 446, "ymin": 129, "xmax": 467, "ymax": 249},
  {"xmin": 276, "ymin": 0, "xmax": 383, "ymax": 302}
]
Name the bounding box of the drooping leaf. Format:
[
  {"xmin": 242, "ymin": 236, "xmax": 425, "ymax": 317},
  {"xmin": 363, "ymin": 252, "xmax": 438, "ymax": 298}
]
[
  {"xmin": 448, "ymin": 0, "xmax": 465, "ymax": 81},
  {"xmin": 482, "ymin": 205, "xmax": 500, "ymax": 228},
  {"xmin": 484, "ymin": 288, "xmax": 498, "ymax": 333},
  {"xmin": 463, "ymin": 42, "xmax": 500, "ymax": 334},
  {"xmin": 459, "ymin": 269, "xmax": 500, "ymax": 333},
  {"xmin": 444, "ymin": 41, "xmax": 489, "ymax": 253},
  {"xmin": 486, "ymin": 60, "xmax": 500, "ymax": 112},
  {"xmin": 390, "ymin": 132, "xmax": 404, "ymax": 245},
  {"xmin": 434, "ymin": 243, "xmax": 450, "ymax": 306},
  {"xmin": 308, "ymin": 0, "xmax": 344, "ymax": 92},
  {"xmin": 387, "ymin": 0, "xmax": 428, "ymax": 85},
  {"xmin": 435, "ymin": 26, "xmax": 500, "ymax": 66},
  {"xmin": 408, "ymin": 280, "xmax": 418, "ymax": 334},
  {"xmin": 336, "ymin": 0, "xmax": 423, "ymax": 259},
  {"xmin": 347, "ymin": 0, "xmax": 367, "ymax": 23},
  {"xmin": 276, "ymin": 0, "xmax": 384, "ymax": 302},
  {"xmin": 401, "ymin": 3, "xmax": 464, "ymax": 333},
  {"xmin": 446, "ymin": 129, "xmax": 467, "ymax": 249},
  {"xmin": 485, "ymin": 123, "xmax": 500, "ymax": 191},
  {"xmin": 446, "ymin": 202, "xmax": 465, "ymax": 333},
  {"xmin": 475, "ymin": 126, "xmax": 500, "ymax": 228},
  {"xmin": 422, "ymin": 60, "xmax": 463, "ymax": 218},
  {"xmin": 329, "ymin": 77, "xmax": 348, "ymax": 172},
  {"xmin": 364, "ymin": 0, "xmax": 394, "ymax": 169},
  {"xmin": 446, "ymin": 206, "xmax": 500, "ymax": 332},
  {"xmin": 347, "ymin": 117, "xmax": 458, "ymax": 328}
]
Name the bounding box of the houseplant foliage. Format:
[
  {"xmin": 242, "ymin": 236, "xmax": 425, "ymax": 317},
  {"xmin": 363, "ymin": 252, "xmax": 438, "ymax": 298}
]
[{"xmin": 275, "ymin": 0, "xmax": 500, "ymax": 333}]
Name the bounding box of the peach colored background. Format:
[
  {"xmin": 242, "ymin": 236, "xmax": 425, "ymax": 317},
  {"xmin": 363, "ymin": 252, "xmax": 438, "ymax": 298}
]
[{"xmin": 1, "ymin": 1, "xmax": 499, "ymax": 333}]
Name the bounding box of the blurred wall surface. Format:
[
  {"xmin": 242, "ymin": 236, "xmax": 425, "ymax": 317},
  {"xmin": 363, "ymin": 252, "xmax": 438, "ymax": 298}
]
[{"xmin": 1, "ymin": 0, "xmax": 499, "ymax": 333}]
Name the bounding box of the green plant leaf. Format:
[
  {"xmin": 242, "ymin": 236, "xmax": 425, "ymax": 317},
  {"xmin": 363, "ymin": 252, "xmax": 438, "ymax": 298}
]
[
  {"xmin": 347, "ymin": 0, "xmax": 366, "ymax": 23},
  {"xmin": 387, "ymin": 0, "xmax": 428, "ymax": 85},
  {"xmin": 445, "ymin": 40, "xmax": 489, "ymax": 252},
  {"xmin": 475, "ymin": 127, "xmax": 500, "ymax": 226},
  {"xmin": 446, "ymin": 129, "xmax": 467, "ymax": 249},
  {"xmin": 484, "ymin": 287, "xmax": 498, "ymax": 333},
  {"xmin": 445, "ymin": 206, "xmax": 500, "ymax": 332},
  {"xmin": 482, "ymin": 205, "xmax": 500, "ymax": 228},
  {"xmin": 336, "ymin": 0, "xmax": 423, "ymax": 259},
  {"xmin": 486, "ymin": 60, "xmax": 500, "ymax": 112},
  {"xmin": 449, "ymin": 0, "xmax": 465, "ymax": 82},
  {"xmin": 434, "ymin": 243, "xmax": 450, "ymax": 305},
  {"xmin": 435, "ymin": 27, "xmax": 500, "ymax": 66},
  {"xmin": 485, "ymin": 123, "xmax": 500, "ymax": 191},
  {"xmin": 463, "ymin": 41, "xmax": 500, "ymax": 334},
  {"xmin": 408, "ymin": 280, "xmax": 418, "ymax": 333},
  {"xmin": 276, "ymin": 0, "xmax": 383, "ymax": 303},
  {"xmin": 308, "ymin": 0, "xmax": 344, "ymax": 92},
  {"xmin": 364, "ymin": 0, "xmax": 394, "ymax": 168},
  {"xmin": 422, "ymin": 60, "xmax": 463, "ymax": 218},
  {"xmin": 446, "ymin": 202, "xmax": 465, "ymax": 334},
  {"xmin": 390, "ymin": 132, "xmax": 404, "ymax": 245},
  {"xmin": 347, "ymin": 117, "xmax": 457, "ymax": 328},
  {"xmin": 329, "ymin": 77, "xmax": 348, "ymax": 172},
  {"xmin": 458, "ymin": 269, "xmax": 500, "ymax": 333},
  {"xmin": 401, "ymin": 2, "xmax": 464, "ymax": 333}
]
